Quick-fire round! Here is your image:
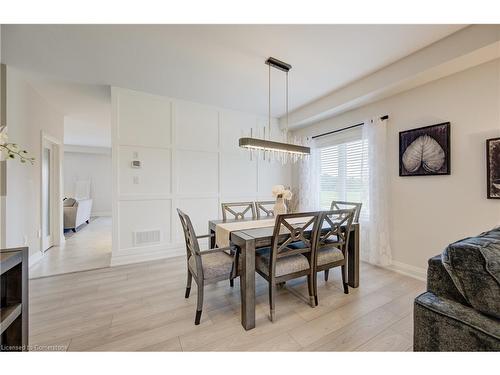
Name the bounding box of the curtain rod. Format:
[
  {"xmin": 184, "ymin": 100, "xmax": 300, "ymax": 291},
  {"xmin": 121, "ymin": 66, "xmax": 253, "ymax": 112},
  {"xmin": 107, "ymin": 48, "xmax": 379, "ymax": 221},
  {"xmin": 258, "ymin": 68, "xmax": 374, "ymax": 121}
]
[{"xmin": 311, "ymin": 115, "xmax": 389, "ymax": 139}]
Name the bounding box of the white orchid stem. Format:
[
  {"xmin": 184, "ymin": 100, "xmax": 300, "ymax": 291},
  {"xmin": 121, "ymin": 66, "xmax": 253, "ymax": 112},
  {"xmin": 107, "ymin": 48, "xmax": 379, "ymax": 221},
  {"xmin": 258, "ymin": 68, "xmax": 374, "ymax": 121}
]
[{"xmin": 0, "ymin": 143, "xmax": 35, "ymax": 164}]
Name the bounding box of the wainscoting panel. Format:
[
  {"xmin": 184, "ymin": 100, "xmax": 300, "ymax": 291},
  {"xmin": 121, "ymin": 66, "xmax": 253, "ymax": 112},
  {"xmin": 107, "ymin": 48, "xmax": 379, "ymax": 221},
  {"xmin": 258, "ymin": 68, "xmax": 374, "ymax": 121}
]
[
  {"xmin": 117, "ymin": 89, "xmax": 172, "ymax": 148},
  {"xmin": 220, "ymin": 151, "xmax": 258, "ymax": 197},
  {"xmin": 112, "ymin": 87, "xmax": 291, "ymax": 265},
  {"xmin": 118, "ymin": 199, "xmax": 172, "ymax": 250},
  {"xmin": 220, "ymin": 110, "xmax": 256, "ymax": 152},
  {"xmin": 176, "ymin": 150, "xmax": 219, "ymax": 195},
  {"xmin": 173, "ymin": 197, "xmax": 220, "ymax": 246},
  {"xmin": 258, "ymin": 159, "xmax": 292, "ymax": 196},
  {"xmin": 175, "ymin": 100, "xmax": 219, "ymax": 151},
  {"xmin": 119, "ymin": 145, "xmax": 172, "ymax": 196}
]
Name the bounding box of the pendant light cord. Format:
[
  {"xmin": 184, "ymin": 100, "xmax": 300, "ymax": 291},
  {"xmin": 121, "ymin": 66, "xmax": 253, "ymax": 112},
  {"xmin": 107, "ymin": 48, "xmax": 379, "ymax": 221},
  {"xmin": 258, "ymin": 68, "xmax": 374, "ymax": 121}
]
[
  {"xmin": 268, "ymin": 63, "xmax": 271, "ymax": 139},
  {"xmin": 286, "ymin": 71, "xmax": 289, "ymax": 140}
]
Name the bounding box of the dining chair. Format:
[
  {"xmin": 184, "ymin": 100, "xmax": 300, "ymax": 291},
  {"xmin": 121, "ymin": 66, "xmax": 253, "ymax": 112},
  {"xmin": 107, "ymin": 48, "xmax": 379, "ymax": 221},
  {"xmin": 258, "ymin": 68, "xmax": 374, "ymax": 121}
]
[
  {"xmin": 221, "ymin": 201, "xmax": 256, "ymax": 220},
  {"xmin": 255, "ymin": 200, "xmax": 275, "ymax": 219},
  {"xmin": 177, "ymin": 209, "xmax": 239, "ymax": 325},
  {"xmin": 313, "ymin": 209, "xmax": 355, "ymax": 304},
  {"xmin": 255, "ymin": 212, "xmax": 322, "ymax": 322},
  {"xmin": 330, "ymin": 200, "xmax": 362, "ymax": 222}
]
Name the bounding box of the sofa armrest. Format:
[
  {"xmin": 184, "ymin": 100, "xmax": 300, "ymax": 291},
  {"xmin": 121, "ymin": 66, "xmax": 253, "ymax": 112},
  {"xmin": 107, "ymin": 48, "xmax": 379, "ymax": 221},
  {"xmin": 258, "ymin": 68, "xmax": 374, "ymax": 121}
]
[
  {"xmin": 64, "ymin": 206, "xmax": 77, "ymax": 229},
  {"xmin": 427, "ymin": 255, "xmax": 469, "ymax": 305},
  {"xmin": 414, "ymin": 291, "xmax": 500, "ymax": 351},
  {"xmin": 75, "ymin": 198, "xmax": 93, "ymax": 228}
]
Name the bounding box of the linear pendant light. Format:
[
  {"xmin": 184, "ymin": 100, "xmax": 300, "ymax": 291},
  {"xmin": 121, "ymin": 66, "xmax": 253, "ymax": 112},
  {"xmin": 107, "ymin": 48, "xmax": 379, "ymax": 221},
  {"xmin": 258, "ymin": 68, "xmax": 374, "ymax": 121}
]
[{"xmin": 238, "ymin": 57, "xmax": 310, "ymax": 161}]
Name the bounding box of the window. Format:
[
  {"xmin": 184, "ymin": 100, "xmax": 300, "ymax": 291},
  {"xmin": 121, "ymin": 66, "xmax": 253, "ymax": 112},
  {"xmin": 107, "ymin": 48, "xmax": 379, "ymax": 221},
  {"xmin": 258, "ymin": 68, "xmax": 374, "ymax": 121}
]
[{"xmin": 319, "ymin": 136, "xmax": 369, "ymax": 215}]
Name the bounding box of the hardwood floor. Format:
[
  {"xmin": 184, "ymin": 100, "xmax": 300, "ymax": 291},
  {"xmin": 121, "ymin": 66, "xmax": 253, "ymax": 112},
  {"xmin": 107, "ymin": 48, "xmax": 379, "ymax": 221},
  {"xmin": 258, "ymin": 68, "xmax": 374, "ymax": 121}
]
[
  {"xmin": 28, "ymin": 256, "xmax": 424, "ymax": 351},
  {"xmin": 29, "ymin": 217, "xmax": 112, "ymax": 278}
]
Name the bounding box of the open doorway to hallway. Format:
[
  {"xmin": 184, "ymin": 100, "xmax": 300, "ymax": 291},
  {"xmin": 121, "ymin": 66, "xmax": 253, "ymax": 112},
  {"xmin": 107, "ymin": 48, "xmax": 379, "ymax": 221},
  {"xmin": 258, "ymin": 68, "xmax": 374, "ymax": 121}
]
[
  {"xmin": 28, "ymin": 79, "xmax": 112, "ymax": 278},
  {"xmin": 40, "ymin": 132, "xmax": 63, "ymax": 254}
]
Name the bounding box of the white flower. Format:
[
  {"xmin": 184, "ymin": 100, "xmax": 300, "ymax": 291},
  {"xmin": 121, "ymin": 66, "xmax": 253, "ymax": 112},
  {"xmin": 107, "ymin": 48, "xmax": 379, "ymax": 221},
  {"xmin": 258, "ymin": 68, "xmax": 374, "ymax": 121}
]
[
  {"xmin": 283, "ymin": 190, "xmax": 293, "ymax": 200},
  {"xmin": 272, "ymin": 185, "xmax": 285, "ymax": 197}
]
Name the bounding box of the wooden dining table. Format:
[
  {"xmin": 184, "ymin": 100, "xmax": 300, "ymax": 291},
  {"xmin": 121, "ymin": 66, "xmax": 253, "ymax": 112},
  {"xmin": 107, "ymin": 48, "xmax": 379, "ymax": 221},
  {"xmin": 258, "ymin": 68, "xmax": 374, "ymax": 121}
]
[{"xmin": 208, "ymin": 216, "xmax": 360, "ymax": 330}]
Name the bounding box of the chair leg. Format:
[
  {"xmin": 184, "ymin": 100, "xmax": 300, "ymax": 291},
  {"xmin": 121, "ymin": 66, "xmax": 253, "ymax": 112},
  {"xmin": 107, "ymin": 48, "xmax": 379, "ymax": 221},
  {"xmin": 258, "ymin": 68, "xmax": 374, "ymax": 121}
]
[
  {"xmin": 307, "ymin": 274, "xmax": 315, "ymax": 308},
  {"xmin": 195, "ymin": 282, "xmax": 204, "ymax": 325},
  {"xmin": 341, "ymin": 265, "xmax": 349, "ymax": 294},
  {"xmin": 185, "ymin": 271, "xmax": 192, "ymax": 298},
  {"xmin": 324, "ymin": 269, "xmax": 329, "ymax": 281},
  {"xmin": 313, "ymin": 271, "xmax": 319, "ymax": 306},
  {"xmin": 229, "ymin": 249, "xmax": 239, "ymax": 287},
  {"xmin": 269, "ymin": 282, "xmax": 276, "ymax": 322}
]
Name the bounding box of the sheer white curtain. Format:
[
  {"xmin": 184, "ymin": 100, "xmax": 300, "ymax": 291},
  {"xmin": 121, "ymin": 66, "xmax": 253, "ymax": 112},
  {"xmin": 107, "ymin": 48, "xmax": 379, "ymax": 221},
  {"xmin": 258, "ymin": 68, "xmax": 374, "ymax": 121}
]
[
  {"xmin": 360, "ymin": 117, "xmax": 392, "ymax": 266},
  {"xmin": 294, "ymin": 137, "xmax": 320, "ymax": 212}
]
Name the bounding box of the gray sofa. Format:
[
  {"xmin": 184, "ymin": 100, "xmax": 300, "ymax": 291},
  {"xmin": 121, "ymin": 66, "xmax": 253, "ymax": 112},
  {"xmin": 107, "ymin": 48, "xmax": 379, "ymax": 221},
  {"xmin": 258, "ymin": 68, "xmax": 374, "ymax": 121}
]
[{"xmin": 414, "ymin": 227, "xmax": 500, "ymax": 351}]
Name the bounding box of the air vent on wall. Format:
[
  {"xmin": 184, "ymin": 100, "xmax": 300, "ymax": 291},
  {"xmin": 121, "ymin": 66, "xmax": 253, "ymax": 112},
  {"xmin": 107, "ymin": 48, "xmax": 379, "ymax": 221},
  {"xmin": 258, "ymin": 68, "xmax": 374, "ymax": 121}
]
[{"xmin": 134, "ymin": 230, "xmax": 161, "ymax": 246}]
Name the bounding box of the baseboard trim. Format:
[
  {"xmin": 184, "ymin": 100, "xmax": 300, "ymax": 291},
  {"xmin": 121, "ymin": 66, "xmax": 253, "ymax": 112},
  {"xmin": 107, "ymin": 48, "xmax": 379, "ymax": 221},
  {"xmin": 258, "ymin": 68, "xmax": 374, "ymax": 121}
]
[
  {"xmin": 29, "ymin": 250, "xmax": 44, "ymax": 268},
  {"xmin": 91, "ymin": 211, "xmax": 112, "ymax": 217},
  {"xmin": 385, "ymin": 260, "xmax": 427, "ymax": 281}
]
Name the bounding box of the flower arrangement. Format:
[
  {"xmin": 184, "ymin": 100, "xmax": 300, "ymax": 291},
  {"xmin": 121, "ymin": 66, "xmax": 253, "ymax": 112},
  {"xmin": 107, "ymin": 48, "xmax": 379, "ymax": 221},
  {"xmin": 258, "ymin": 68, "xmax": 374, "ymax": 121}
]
[
  {"xmin": 0, "ymin": 126, "xmax": 35, "ymax": 164},
  {"xmin": 272, "ymin": 185, "xmax": 293, "ymax": 201}
]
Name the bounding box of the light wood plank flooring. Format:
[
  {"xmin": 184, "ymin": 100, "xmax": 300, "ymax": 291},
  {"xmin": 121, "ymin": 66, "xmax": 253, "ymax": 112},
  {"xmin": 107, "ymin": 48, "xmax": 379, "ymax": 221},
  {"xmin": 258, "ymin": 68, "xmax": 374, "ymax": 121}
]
[
  {"xmin": 29, "ymin": 217, "xmax": 112, "ymax": 278},
  {"xmin": 29, "ymin": 256, "xmax": 424, "ymax": 351}
]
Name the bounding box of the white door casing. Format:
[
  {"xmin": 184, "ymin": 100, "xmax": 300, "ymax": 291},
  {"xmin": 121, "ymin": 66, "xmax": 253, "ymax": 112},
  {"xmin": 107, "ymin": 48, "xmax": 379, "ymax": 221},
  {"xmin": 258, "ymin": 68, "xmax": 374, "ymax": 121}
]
[
  {"xmin": 41, "ymin": 143, "xmax": 53, "ymax": 250},
  {"xmin": 40, "ymin": 131, "xmax": 63, "ymax": 253}
]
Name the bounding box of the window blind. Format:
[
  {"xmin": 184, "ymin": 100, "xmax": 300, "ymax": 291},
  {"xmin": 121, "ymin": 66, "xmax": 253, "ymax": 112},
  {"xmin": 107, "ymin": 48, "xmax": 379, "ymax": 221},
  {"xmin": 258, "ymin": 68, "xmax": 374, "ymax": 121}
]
[{"xmin": 319, "ymin": 135, "xmax": 369, "ymax": 217}]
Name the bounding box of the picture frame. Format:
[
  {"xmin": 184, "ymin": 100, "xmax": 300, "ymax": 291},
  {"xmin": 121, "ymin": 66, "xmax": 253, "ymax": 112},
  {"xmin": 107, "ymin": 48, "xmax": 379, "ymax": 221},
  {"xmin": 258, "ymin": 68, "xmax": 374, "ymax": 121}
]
[
  {"xmin": 399, "ymin": 122, "xmax": 451, "ymax": 177},
  {"xmin": 486, "ymin": 137, "xmax": 500, "ymax": 199}
]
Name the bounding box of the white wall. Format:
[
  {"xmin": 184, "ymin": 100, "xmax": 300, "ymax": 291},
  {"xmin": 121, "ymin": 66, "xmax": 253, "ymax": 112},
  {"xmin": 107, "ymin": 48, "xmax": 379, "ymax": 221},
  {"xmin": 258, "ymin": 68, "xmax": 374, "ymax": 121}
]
[
  {"xmin": 64, "ymin": 148, "xmax": 112, "ymax": 216},
  {"xmin": 5, "ymin": 67, "xmax": 65, "ymax": 262},
  {"xmin": 112, "ymin": 87, "xmax": 291, "ymax": 265},
  {"xmin": 293, "ymin": 59, "xmax": 500, "ymax": 278}
]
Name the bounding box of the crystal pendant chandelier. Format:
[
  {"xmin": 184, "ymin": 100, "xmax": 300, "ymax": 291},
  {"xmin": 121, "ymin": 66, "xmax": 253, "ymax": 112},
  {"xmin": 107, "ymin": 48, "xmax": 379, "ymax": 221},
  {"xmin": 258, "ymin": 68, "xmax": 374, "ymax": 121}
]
[{"xmin": 238, "ymin": 57, "xmax": 310, "ymax": 164}]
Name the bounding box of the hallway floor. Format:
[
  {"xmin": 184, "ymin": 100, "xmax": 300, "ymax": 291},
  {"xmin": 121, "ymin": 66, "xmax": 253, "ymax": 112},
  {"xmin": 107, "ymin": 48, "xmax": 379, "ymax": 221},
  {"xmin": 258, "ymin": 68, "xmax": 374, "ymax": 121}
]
[{"xmin": 29, "ymin": 216, "xmax": 112, "ymax": 279}]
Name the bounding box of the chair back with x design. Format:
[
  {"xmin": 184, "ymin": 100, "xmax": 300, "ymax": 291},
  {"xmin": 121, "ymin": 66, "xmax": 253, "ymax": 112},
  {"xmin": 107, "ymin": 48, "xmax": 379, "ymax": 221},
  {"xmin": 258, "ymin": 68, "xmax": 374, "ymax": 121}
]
[
  {"xmin": 255, "ymin": 200, "xmax": 275, "ymax": 219},
  {"xmin": 330, "ymin": 200, "xmax": 362, "ymax": 223},
  {"xmin": 268, "ymin": 212, "xmax": 322, "ymax": 275},
  {"xmin": 318, "ymin": 209, "xmax": 355, "ymax": 252},
  {"xmin": 221, "ymin": 202, "xmax": 256, "ymax": 220}
]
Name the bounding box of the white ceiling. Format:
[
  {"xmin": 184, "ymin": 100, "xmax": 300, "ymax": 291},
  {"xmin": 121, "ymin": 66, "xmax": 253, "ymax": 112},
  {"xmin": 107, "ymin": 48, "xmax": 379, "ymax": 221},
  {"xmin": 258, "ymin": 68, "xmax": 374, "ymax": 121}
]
[{"xmin": 1, "ymin": 24, "xmax": 466, "ymax": 146}]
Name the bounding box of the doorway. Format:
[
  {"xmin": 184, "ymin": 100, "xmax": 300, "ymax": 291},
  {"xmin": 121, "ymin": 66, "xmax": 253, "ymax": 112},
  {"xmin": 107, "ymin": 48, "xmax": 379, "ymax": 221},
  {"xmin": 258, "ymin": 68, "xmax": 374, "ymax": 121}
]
[
  {"xmin": 40, "ymin": 132, "xmax": 63, "ymax": 253},
  {"xmin": 26, "ymin": 80, "xmax": 112, "ymax": 278}
]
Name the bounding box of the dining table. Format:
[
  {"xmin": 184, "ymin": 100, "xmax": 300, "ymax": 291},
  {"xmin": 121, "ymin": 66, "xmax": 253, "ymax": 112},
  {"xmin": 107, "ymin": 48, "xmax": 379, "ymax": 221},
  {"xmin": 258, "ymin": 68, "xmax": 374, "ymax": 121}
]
[{"xmin": 208, "ymin": 216, "xmax": 360, "ymax": 331}]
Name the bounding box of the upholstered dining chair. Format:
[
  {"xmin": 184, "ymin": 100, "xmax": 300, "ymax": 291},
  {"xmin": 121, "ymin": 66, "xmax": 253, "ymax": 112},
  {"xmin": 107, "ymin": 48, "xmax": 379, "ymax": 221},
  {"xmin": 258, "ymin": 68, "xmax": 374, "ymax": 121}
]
[
  {"xmin": 221, "ymin": 202, "xmax": 256, "ymax": 221},
  {"xmin": 255, "ymin": 212, "xmax": 322, "ymax": 322},
  {"xmin": 255, "ymin": 200, "xmax": 275, "ymax": 219},
  {"xmin": 313, "ymin": 209, "xmax": 355, "ymax": 304},
  {"xmin": 330, "ymin": 200, "xmax": 362, "ymax": 223},
  {"xmin": 177, "ymin": 209, "xmax": 239, "ymax": 325}
]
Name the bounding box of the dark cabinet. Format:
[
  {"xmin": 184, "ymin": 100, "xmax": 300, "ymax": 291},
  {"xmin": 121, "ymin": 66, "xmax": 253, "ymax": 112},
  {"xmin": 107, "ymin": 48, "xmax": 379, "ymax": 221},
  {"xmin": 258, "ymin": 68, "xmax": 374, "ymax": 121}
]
[{"xmin": 0, "ymin": 247, "xmax": 29, "ymax": 351}]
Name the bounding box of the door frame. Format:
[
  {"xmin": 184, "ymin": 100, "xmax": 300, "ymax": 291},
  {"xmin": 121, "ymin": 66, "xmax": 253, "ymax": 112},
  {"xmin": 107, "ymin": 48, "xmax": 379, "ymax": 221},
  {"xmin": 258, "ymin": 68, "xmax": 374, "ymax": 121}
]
[{"xmin": 40, "ymin": 131, "xmax": 64, "ymax": 253}]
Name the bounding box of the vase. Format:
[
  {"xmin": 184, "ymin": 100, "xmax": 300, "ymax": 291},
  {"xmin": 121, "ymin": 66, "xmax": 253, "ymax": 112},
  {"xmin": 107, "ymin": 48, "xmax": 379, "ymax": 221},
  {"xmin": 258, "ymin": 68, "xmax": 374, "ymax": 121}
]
[{"xmin": 273, "ymin": 197, "xmax": 287, "ymax": 216}]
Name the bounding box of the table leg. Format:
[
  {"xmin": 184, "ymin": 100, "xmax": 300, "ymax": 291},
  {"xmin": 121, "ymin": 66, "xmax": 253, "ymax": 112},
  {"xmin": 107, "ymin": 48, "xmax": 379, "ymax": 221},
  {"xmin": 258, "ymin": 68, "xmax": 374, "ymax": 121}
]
[
  {"xmin": 348, "ymin": 224, "xmax": 359, "ymax": 288},
  {"xmin": 239, "ymin": 238, "xmax": 256, "ymax": 330}
]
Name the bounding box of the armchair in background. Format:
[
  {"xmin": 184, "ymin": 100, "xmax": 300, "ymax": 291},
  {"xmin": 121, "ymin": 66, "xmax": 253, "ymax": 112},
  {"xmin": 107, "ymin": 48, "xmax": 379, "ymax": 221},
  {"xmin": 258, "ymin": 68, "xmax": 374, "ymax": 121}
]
[{"xmin": 63, "ymin": 197, "xmax": 93, "ymax": 232}]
